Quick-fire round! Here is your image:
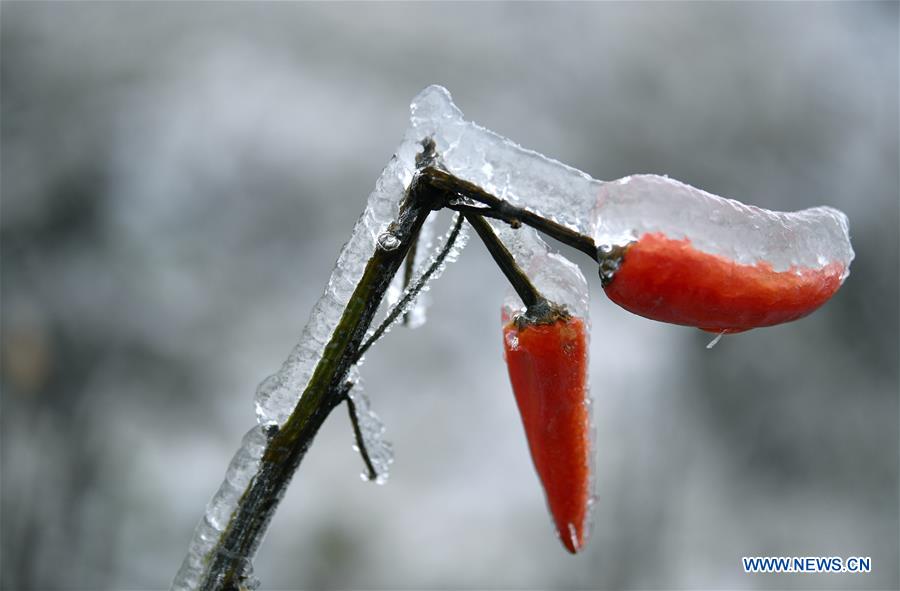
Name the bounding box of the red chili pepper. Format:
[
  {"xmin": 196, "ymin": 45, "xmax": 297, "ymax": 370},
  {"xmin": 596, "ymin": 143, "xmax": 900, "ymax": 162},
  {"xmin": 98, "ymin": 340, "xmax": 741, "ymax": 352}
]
[
  {"xmin": 503, "ymin": 314, "xmax": 591, "ymax": 554},
  {"xmin": 603, "ymin": 232, "xmax": 845, "ymax": 333}
]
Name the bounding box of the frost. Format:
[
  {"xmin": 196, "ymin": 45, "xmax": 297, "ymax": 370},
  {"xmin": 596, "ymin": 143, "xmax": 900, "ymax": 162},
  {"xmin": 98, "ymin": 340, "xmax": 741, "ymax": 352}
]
[
  {"xmin": 172, "ymin": 424, "xmax": 274, "ymax": 591},
  {"xmin": 346, "ymin": 366, "xmax": 393, "ymax": 484},
  {"xmin": 593, "ymin": 175, "xmax": 855, "ymax": 275}
]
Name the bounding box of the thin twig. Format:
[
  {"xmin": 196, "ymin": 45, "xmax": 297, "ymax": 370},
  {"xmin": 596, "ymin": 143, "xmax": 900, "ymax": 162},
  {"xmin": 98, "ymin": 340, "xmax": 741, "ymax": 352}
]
[
  {"xmin": 464, "ymin": 214, "xmax": 546, "ymax": 310},
  {"xmin": 356, "ymin": 212, "xmax": 465, "ymax": 360},
  {"xmin": 195, "ymin": 170, "xmax": 437, "ymax": 591},
  {"xmin": 445, "ymin": 201, "xmax": 521, "ymax": 227},
  {"xmin": 343, "ymin": 381, "xmax": 378, "ymax": 481},
  {"xmin": 182, "ymin": 156, "xmax": 603, "ymax": 591},
  {"xmin": 401, "ymin": 236, "xmax": 419, "ymax": 326},
  {"xmin": 420, "ymin": 166, "xmax": 599, "ymax": 261}
]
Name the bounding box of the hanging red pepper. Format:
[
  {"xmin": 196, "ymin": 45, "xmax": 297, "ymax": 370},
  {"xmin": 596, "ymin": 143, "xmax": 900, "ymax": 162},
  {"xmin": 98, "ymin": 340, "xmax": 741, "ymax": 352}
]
[
  {"xmin": 602, "ymin": 232, "xmax": 846, "ymax": 333},
  {"xmin": 465, "ymin": 213, "xmax": 593, "ymax": 553},
  {"xmin": 503, "ymin": 309, "xmax": 592, "ymax": 554}
]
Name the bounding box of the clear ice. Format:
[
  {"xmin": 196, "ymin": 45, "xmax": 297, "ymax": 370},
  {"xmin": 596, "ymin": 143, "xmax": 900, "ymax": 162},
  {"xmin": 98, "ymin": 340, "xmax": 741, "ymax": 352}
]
[
  {"xmin": 172, "ymin": 424, "xmax": 273, "ymax": 591},
  {"xmin": 593, "ymin": 175, "xmax": 855, "ymax": 276},
  {"xmin": 346, "ymin": 366, "xmax": 393, "ymax": 484},
  {"xmin": 405, "ymin": 86, "xmax": 594, "ymax": 320},
  {"xmin": 385, "ymin": 214, "xmax": 436, "ymax": 329},
  {"xmin": 410, "ymin": 87, "xmax": 602, "ymax": 240},
  {"xmin": 369, "ymin": 214, "xmax": 469, "ymax": 347},
  {"xmin": 497, "ymin": 223, "xmax": 590, "ymax": 322},
  {"xmin": 254, "ymin": 83, "xmax": 605, "ymax": 427}
]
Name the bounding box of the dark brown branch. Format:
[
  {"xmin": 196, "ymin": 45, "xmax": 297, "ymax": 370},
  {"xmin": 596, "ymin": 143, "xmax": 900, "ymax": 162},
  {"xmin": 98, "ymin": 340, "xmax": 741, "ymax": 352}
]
[
  {"xmin": 200, "ymin": 169, "xmax": 438, "ymax": 591},
  {"xmin": 419, "ymin": 166, "xmax": 599, "ymax": 262},
  {"xmin": 343, "ymin": 382, "xmax": 378, "ymax": 482},
  {"xmin": 186, "ymin": 152, "xmax": 600, "ymax": 591},
  {"xmin": 465, "ymin": 214, "xmax": 545, "ymax": 310},
  {"xmin": 400, "ymin": 235, "xmax": 418, "ymax": 326},
  {"xmin": 445, "ymin": 201, "xmax": 521, "ymax": 228}
]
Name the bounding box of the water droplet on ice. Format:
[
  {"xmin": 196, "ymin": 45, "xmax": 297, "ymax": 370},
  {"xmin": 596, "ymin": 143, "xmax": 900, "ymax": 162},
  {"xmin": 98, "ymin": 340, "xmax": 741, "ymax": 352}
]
[{"xmin": 377, "ymin": 231, "xmax": 401, "ymax": 251}]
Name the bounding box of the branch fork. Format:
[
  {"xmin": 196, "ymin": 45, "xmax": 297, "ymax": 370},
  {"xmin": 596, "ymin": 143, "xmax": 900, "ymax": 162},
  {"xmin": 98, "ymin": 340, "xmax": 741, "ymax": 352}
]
[{"xmin": 184, "ymin": 142, "xmax": 599, "ymax": 591}]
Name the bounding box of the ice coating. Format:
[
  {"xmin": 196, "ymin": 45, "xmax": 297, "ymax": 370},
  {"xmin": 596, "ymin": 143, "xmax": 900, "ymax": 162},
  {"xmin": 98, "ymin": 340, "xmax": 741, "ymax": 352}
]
[
  {"xmin": 172, "ymin": 424, "xmax": 273, "ymax": 591},
  {"xmin": 346, "ymin": 366, "xmax": 393, "ymax": 484},
  {"xmin": 416, "ymin": 84, "xmax": 598, "ymax": 551},
  {"xmin": 413, "ymin": 86, "xmax": 601, "ymax": 552},
  {"xmin": 497, "ymin": 222, "xmax": 590, "ymax": 323},
  {"xmin": 253, "ymin": 151, "xmax": 409, "ymax": 425},
  {"xmin": 594, "ymin": 175, "xmax": 854, "ymax": 274},
  {"xmin": 372, "ymin": 215, "xmax": 469, "ymax": 345},
  {"xmin": 491, "ymin": 223, "xmax": 594, "ymax": 554},
  {"xmin": 411, "ymin": 86, "xmax": 603, "ymax": 238},
  {"xmin": 385, "ymin": 214, "xmax": 436, "ymax": 329},
  {"xmin": 254, "ymin": 90, "xmax": 461, "ymax": 426},
  {"xmin": 256, "ymin": 86, "xmax": 551, "ymax": 426}
]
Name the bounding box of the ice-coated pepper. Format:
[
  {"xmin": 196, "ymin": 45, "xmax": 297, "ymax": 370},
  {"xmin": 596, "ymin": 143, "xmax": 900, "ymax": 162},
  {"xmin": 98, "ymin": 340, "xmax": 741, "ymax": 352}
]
[{"xmin": 503, "ymin": 313, "xmax": 591, "ymax": 553}]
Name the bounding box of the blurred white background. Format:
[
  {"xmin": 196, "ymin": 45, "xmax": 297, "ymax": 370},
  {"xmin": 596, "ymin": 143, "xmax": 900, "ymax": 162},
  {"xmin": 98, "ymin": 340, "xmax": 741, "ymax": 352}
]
[{"xmin": 1, "ymin": 2, "xmax": 897, "ymax": 589}]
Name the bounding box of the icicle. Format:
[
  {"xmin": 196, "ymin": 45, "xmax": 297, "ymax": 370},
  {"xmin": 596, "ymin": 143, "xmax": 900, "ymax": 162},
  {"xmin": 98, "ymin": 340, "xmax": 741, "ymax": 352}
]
[{"xmin": 706, "ymin": 331, "xmax": 725, "ymax": 349}]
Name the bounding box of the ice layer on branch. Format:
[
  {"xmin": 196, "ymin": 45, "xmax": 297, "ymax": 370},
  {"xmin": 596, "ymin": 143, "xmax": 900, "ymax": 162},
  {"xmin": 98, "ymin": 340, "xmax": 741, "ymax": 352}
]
[
  {"xmin": 255, "ymin": 83, "xmax": 604, "ymax": 426},
  {"xmin": 411, "ymin": 86, "xmax": 602, "ymax": 239},
  {"xmin": 346, "ymin": 366, "xmax": 393, "ymax": 484},
  {"xmin": 252, "ymin": 91, "xmax": 476, "ymax": 426},
  {"xmin": 385, "ymin": 214, "xmax": 436, "ymax": 329},
  {"xmin": 172, "ymin": 424, "xmax": 273, "ymax": 591},
  {"xmin": 367, "ymin": 214, "xmax": 469, "ymax": 348}
]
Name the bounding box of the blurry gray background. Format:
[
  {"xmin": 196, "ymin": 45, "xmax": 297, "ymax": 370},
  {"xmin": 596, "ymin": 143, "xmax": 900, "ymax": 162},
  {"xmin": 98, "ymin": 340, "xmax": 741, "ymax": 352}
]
[{"xmin": 2, "ymin": 2, "xmax": 897, "ymax": 589}]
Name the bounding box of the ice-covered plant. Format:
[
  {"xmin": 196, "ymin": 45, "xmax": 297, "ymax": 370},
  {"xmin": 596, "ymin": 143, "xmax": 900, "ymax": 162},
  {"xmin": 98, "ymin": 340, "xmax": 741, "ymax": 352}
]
[{"xmin": 172, "ymin": 86, "xmax": 854, "ymax": 590}]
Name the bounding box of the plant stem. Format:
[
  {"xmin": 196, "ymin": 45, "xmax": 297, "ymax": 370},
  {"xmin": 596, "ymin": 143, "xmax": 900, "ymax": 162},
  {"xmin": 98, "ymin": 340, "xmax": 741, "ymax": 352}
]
[
  {"xmin": 421, "ymin": 166, "xmax": 599, "ymax": 262},
  {"xmin": 344, "ymin": 382, "xmax": 378, "ymax": 482},
  {"xmin": 400, "ymin": 234, "xmax": 418, "ymax": 325},
  {"xmin": 184, "ymin": 162, "xmax": 594, "ymax": 590},
  {"xmin": 465, "ymin": 214, "xmax": 546, "ymax": 310},
  {"xmin": 199, "ymin": 173, "xmax": 436, "ymax": 591},
  {"xmin": 357, "ymin": 213, "xmax": 464, "ymax": 359}
]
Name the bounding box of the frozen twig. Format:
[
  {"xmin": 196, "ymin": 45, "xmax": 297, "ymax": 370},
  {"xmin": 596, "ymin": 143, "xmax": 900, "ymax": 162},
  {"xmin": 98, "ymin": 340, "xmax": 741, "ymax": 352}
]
[
  {"xmin": 343, "ymin": 381, "xmax": 379, "ymax": 482},
  {"xmin": 357, "ymin": 212, "xmax": 465, "ymax": 359},
  {"xmin": 184, "ymin": 164, "xmax": 598, "ymax": 590},
  {"xmin": 423, "ymin": 166, "xmax": 599, "ymax": 261},
  {"xmin": 176, "ymin": 165, "xmax": 597, "ymax": 591},
  {"xmin": 465, "ymin": 214, "xmax": 546, "ymax": 310}
]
